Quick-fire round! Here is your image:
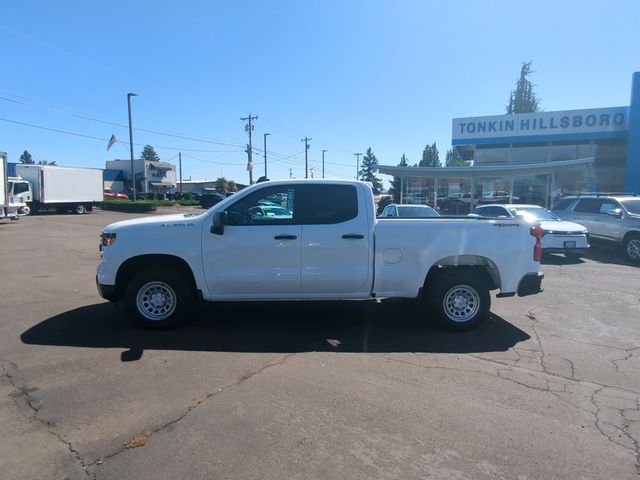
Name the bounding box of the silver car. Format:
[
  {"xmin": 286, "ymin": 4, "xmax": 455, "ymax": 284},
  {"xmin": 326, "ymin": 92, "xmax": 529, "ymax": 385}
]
[
  {"xmin": 552, "ymin": 194, "xmax": 640, "ymax": 262},
  {"xmin": 380, "ymin": 203, "xmax": 440, "ymax": 218}
]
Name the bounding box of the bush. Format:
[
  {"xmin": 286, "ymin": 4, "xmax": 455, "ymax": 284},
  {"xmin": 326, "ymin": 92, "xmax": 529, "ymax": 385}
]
[
  {"xmin": 177, "ymin": 200, "xmax": 200, "ymax": 206},
  {"xmin": 102, "ymin": 200, "xmax": 157, "ymax": 213},
  {"xmin": 182, "ymin": 192, "xmax": 192, "ymax": 201},
  {"xmin": 146, "ymin": 192, "xmax": 156, "ymax": 200},
  {"xmin": 156, "ymin": 193, "xmax": 166, "ymax": 201},
  {"xmin": 156, "ymin": 200, "xmax": 176, "ymax": 207}
]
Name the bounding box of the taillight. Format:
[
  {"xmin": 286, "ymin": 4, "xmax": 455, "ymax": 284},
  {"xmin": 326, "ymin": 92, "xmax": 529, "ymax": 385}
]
[{"xmin": 530, "ymin": 225, "xmax": 544, "ymax": 262}]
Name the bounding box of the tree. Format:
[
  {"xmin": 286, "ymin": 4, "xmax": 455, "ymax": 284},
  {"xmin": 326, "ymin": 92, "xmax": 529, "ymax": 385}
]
[
  {"xmin": 390, "ymin": 153, "xmax": 408, "ymax": 202},
  {"xmin": 358, "ymin": 147, "xmax": 384, "ymax": 194},
  {"xmin": 140, "ymin": 145, "xmax": 161, "ymax": 162},
  {"xmin": 419, "ymin": 143, "xmax": 441, "ymax": 167},
  {"xmin": 19, "ymin": 150, "xmax": 34, "ymax": 164},
  {"xmin": 37, "ymin": 160, "xmax": 57, "ymax": 165},
  {"xmin": 445, "ymin": 148, "xmax": 468, "ymax": 167},
  {"xmin": 227, "ymin": 180, "xmax": 237, "ymax": 192},
  {"xmin": 215, "ymin": 177, "xmax": 229, "ymax": 192},
  {"xmin": 506, "ymin": 61, "xmax": 541, "ymax": 114}
]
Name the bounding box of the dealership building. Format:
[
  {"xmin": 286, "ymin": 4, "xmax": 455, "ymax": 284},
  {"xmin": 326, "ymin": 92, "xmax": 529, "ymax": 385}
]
[{"xmin": 379, "ymin": 71, "xmax": 640, "ymax": 212}]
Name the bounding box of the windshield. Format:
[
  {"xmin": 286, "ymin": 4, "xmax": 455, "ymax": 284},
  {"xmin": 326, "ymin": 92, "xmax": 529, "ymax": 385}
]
[
  {"xmin": 397, "ymin": 206, "xmax": 439, "ymax": 217},
  {"xmin": 508, "ymin": 206, "xmax": 559, "ymax": 221},
  {"xmin": 620, "ymin": 198, "xmax": 640, "ymax": 215}
]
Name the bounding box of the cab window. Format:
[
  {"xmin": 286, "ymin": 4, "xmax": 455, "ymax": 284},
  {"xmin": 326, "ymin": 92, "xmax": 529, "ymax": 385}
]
[{"xmin": 226, "ymin": 187, "xmax": 295, "ymax": 226}]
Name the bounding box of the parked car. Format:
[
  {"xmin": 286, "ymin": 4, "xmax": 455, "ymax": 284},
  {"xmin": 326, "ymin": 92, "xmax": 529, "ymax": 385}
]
[
  {"xmin": 103, "ymin": 189, "xmax": 128, "ymax": 199},
  {"xmin": 200, "ymin": 192, "xmax": 226, "ymax": 209},
  {"xmin": 247, "ymin": 205, "xmax": 292, "ymax": 220},
  {"xmin": 470, "ymin": 204, "xmax": 589, "ymax": 259},
  {"xmin": 379, "ymin": 203, "xmax": 440, "ymax": 218},
  {"xmin": 552, "ymin": 194, "xmax": 640, "ymax": 261}
]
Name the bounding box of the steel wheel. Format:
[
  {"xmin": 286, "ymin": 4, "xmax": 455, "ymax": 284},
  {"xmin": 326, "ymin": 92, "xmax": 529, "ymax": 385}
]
[
  {"xmin": 426, "ymin": 269, "xmax": 491, "ymax": 331},
  {"xmin": 442, "ymin": 285, "xmax": 480, "ymax": 323},
  {"xmin": 135, "ymin": 281, "xmax": 177, "ymax": 321}
]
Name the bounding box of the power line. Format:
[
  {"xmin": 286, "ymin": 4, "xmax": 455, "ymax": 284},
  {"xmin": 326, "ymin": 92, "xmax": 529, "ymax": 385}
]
[
  {"xmin": 0, "ymin": 93, "xmax": 246, "ymax": 148},
  {"xmin": 0, "ymin": 117, "xmax": 243, "ymax": 153}
]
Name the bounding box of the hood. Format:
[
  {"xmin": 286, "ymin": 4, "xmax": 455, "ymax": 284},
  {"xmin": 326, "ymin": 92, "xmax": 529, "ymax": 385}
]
[
  {"xmin": 539, "ymin": 220, "xmax": 587, "ymax": 233},
  {"xmin": 103, "ymin": 213, "xmax": 204, "ymax": 232}
]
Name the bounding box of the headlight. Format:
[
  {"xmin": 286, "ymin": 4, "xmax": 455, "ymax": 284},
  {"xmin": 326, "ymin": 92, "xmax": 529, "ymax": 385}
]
[{"xmin": 101, "ymin": 232, "xmax": 117, "ymax": 248}]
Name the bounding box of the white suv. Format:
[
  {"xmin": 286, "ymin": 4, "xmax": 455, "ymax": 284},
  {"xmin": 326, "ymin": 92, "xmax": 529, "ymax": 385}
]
[
  {"xmin": 552, "ymin": 194, "xmax": 640, "ymax": 262},
  {"xmin": 470, "ymin": 204, "xmax": 589, "ymax": 259}
]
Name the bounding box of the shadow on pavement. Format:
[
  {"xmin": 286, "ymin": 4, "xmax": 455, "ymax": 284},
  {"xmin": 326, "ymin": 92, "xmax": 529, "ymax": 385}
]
[
  {"xmin": 21, "ymin": 300, "xmax": 529, "ymax": 359},
  {"xmin": 582, "ymin": 245, "xmax": 639, "ymax": 267}
]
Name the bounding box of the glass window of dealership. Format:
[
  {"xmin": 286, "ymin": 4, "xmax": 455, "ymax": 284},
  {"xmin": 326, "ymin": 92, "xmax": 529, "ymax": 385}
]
[{"xmin": 379, "ymin": 71, "xmax": 640, "ymax": 214}]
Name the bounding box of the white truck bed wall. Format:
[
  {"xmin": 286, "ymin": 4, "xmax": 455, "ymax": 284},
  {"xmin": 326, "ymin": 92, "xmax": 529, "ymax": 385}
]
[
  {"xmin": 0, "ymin": 157, "xmax": 7, "ymax": 207},
  {"xmin": 16, "ymin": 165, "xmax": 103, "ymax": 203}
]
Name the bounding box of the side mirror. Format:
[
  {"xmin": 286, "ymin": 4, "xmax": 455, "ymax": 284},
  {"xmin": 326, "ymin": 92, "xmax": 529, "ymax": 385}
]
[
  {"xmin": 607, "ymin": 208, "xmax": 623, "ymax": 219},
  {"xmin": 210, "ymin": 211, "xmax": 227, "ymax": 235}
]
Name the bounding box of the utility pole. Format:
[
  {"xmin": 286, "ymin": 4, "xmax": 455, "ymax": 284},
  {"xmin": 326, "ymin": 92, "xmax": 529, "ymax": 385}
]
[
  {"xmin": 178, "ymin": 152, "xmax": 183, "ymax": 194},
  {"xmin": 289, "ymin": 168, "xmax": 293, "ymax": 179},
  {"xmin": 127, "ymin": 93, "xmax": 138, "ymax": 200},
  {"xmin": 263, "ymin": 133, "xmax": 270, "ymax": 178},
  {"xmin": 322, "ymin": 150, "xmax": 327, "ymax": 178},
  {"xmin": 354, "ymin": 152, "xmax": 363, "ymax": 180},
  {"xmin": 241, "ymin": 113, "xmax": 258, "ymax": 184},
  {"xmin": 302, "ymin": 137, "xmax": 312, "ymax": 178}
]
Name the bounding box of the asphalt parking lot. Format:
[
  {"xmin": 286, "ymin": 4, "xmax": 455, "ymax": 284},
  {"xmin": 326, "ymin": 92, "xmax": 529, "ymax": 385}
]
[{"xmin": 1, "ymin": 208, "xmax": 639, "ymax": 480}]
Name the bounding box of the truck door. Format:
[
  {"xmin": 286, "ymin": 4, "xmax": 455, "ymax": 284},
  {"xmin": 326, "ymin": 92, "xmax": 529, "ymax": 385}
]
[
  {"xmin": 201, "ymin": 185, "xmax": 301, "ymax": 297},
  {"xmin": 298, "ymin": 184, "xmax": 372, "ymax": 295}
]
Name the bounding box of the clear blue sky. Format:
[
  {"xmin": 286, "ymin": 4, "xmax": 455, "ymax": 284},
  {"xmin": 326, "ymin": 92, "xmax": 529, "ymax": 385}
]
[{"xmin": 2, "ymin": 0, "xmax": 639, "ymax": 187}]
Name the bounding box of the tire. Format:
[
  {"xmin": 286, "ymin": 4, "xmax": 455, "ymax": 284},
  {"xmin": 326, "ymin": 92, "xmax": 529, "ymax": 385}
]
[
  {"xmin": 427, "ymin": 269, "xmax": 491, "ymax": 331},
  {"xmin": 624, "ymin": 235, "xmax": 640, "ymax": 262},
  {"xmin": 74, "ymin": 204, "xmax": 86, "ymax": 214},
  {"xmin": 125, "ymin": 267, "xmax": 195, "ymax": 329},
  {"xmin": 20, "ymin": 205, "xmax": 31, "ymax": 216}
]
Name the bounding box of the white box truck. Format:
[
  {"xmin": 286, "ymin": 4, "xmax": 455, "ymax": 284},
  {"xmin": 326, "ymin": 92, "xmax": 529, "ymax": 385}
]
[
  {"xmin": 1, "ymin": 151, "xmax": 20, "ymax": 221},
  {"xmin": 15, "ymin": 164, "xmax": 103, "ymax": 214}
]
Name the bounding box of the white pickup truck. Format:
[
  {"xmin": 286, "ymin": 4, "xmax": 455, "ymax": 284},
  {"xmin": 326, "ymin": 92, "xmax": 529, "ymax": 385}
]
[{"xmin": 97, "ymin": 180, "xmax": 544, "ymax": 330}]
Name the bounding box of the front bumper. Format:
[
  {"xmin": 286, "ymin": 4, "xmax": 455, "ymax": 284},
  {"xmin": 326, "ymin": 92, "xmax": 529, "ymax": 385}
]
[
  {"xmin": 517, "ymin": 272, "xmax": 544, "ymax": 297},
  {"xmin": 96, "ymin": 276, "xmax": 119, "ymax": 302}
]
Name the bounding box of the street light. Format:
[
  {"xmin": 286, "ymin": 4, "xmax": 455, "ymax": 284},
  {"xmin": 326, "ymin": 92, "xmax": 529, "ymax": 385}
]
[
  {"xmin": 263, "ymin": 133, "xmax": 271, "ymax": 178},
  {"xmin": 127, "ymin": 93, "xmax": 138, "ymax": 201}
]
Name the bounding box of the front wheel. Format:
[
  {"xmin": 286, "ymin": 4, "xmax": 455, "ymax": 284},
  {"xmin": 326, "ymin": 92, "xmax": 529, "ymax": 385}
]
[
  {"xmin": 125, "ymin": 267, "xmax": 194, "ymax": 329},
  {"xmin": 426, "ymin": 270, "xmax": 491, "ymax": 331},
  {"xmin": 624, "ymin": 235, "xmax": 640, "ymax": 262}
]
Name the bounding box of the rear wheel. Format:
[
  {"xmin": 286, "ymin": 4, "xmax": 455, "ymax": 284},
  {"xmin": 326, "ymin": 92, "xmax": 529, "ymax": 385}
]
[
  {"xmin": 624, "ymin": 234, "xmax": 640, "ymax": 262},
  {"xmin": 74, "ymin": 204, "xmax": 86, "ymax": 214},
  {"xmin": 427, "ymin": 269, "xmax": 491, "ymax": 331},
  {"xmin": 125, "ymin": 267, "xmax": 194, "ymax": 329}
]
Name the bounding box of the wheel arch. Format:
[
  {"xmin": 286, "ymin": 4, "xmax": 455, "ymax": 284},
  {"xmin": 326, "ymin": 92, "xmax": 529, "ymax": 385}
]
[
  {"xmin": 622, "ymin": 230, "xmax": 640, "ymax": 244},
  {"xmin": 422, "ymin": 255, "xmax": 500, "ymax": 297},
  {"xmin": 115, "ymin": 254, "xmax": 198, "ymax": 300}
]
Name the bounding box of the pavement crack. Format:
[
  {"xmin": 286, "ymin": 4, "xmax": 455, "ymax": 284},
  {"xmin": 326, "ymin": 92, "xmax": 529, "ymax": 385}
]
[
  {"xmin": 1, "ymin": 360, "xmax": 90, "ymax": 478},
  {"xmin": 612, "ymin": 347, "xmax": 639, "ymax": 373},
  {"xmin": 87, "ymin": 353, "xmax": 296, "ymax": 469}
]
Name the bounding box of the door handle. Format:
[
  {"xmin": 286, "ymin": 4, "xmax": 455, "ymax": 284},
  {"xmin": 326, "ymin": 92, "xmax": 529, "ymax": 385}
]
[
  {"xmin": 274, "ymin": 234, "xmax": 297, "ymax": 240},
  {"xmin": 342, "ymin": 234, "xmax": 364, "ymax": 239}
]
